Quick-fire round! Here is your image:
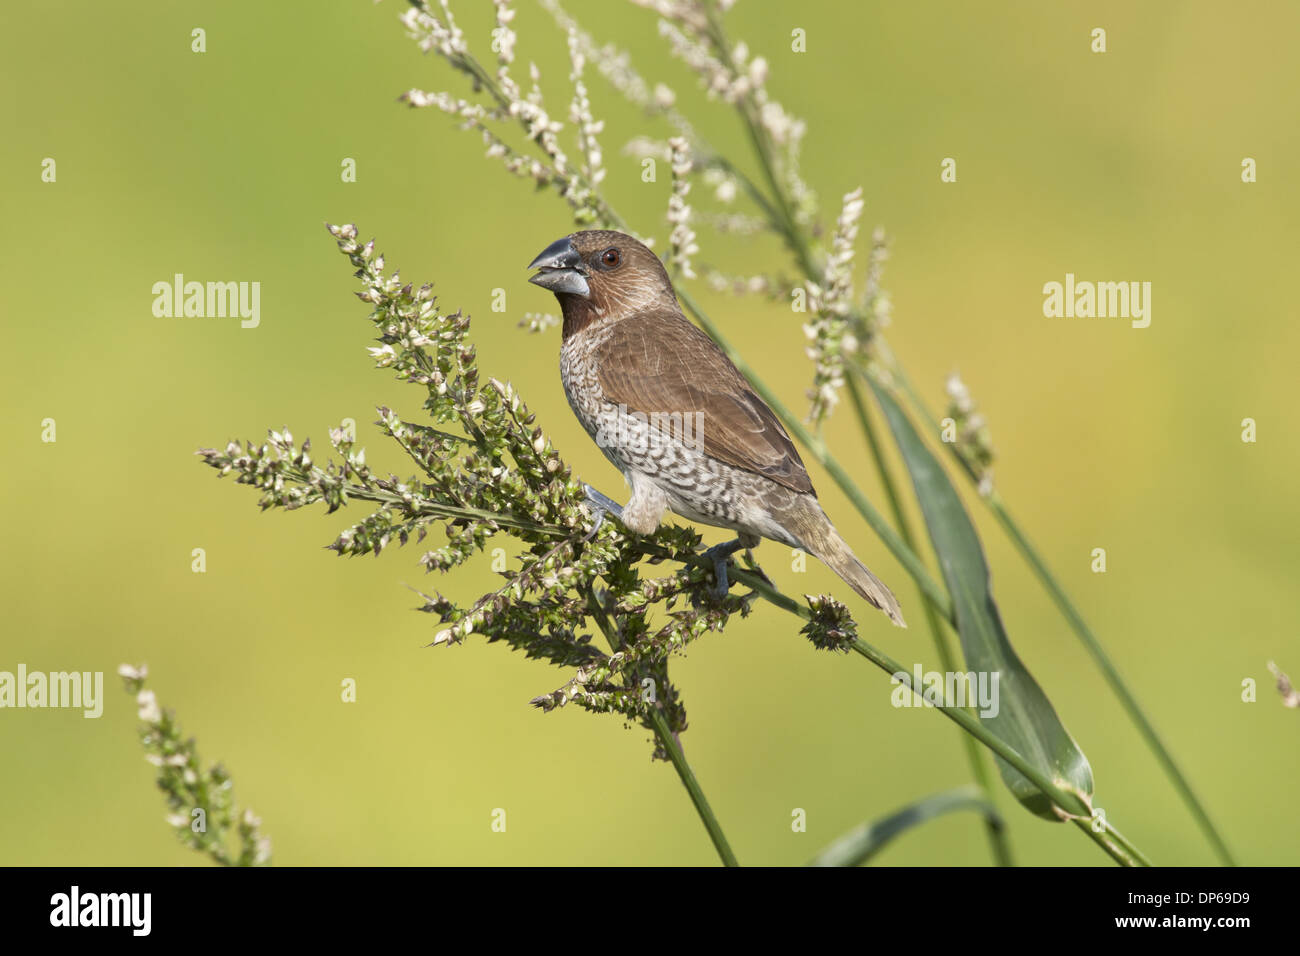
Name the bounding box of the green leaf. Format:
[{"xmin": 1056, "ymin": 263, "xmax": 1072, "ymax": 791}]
[
  {"xmin": 808, "ymin": 785, "xmax": 1002, "ymax": 866},
  {"xmin": 869, "ymin": 377, "xmax": 1094, "ymax": 820}
]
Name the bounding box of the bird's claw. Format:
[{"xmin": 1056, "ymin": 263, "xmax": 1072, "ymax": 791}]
[
  {"xmin": 581, "ymin": 484, "xmax": 624, "ymax": 542},
  {"xmin": 703, "ymin": 538, "xmax": 745, "ymax": 599}
]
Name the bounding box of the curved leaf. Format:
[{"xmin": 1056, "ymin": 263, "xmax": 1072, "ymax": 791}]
[{"xmin": 808, "ymin": 785, "xmax": 1002, "ymax": 866}]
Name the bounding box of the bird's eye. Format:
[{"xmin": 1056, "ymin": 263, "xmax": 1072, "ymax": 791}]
[{"xmin": 600, "ymin": 248, "xmax": 621, "ymax": 267}]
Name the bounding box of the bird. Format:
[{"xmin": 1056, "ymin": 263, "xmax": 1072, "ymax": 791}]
[{"xmin": 527, "ymin": 229, "xmax": 906, "ymax": 627}]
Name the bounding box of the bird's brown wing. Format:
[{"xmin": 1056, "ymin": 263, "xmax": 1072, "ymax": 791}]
[{"xmin": 594, "ymin": 309, "xmax": 814, "ymax": 494}]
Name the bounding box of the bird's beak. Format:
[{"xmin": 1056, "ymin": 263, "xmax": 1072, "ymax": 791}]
[{"xmin": 527, "ymin": 236, "xmax": 590, "ymax": 298}]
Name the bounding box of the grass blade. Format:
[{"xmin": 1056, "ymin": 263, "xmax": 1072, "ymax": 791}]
[
  {"xmin": 869, "ymin": 375, "xmax": 1094, "ymax": 820},
  {"xmin": 808, "ymin": 785, "xmax": 1002, "ymax": 866}
]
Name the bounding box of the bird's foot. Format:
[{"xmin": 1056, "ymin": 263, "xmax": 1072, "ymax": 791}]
[
  {"xmin": 581, "ymin": 484, "xmax": 625, "ymax": 541},
  {"xmin": 703, "ymin": 538, "xmax": 746, "ymax": 599}
]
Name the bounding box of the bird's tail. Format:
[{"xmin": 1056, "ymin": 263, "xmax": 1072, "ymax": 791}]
[{"xmin": 781, "ymin": 495, "xmax": 907, "ymax": 627}]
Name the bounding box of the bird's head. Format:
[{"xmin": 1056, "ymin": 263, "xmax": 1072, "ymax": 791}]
[{"xmin": 527, "ymin": 229, "xmax": 676, "ymax": 336}]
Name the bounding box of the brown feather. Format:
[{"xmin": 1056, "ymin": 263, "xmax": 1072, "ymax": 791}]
[{"xmin": 593, "ymin": 309, "xmax": 815, "ymax": 495}]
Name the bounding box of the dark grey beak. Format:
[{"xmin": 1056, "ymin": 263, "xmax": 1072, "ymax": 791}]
[{"xmin": 527, "ymin": 236, "xmax": 590, "ymax": 298}]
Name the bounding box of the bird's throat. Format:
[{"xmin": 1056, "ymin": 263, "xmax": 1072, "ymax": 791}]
[{"xmin": 559, "ymin": 295, "xmax": 606, "ymax": 340}]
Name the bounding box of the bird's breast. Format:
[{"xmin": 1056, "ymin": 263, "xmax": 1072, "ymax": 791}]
[{"xmin": 559, "ymin": 329, "xmax": 612, "ymax": 442}]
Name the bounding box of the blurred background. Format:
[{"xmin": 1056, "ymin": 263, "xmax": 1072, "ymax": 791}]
[{"xmin": 2, "ymin": 0, "xmax": 1296, "ymax": 866}]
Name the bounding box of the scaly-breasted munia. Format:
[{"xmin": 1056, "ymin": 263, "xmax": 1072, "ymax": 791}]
[{"xmin": 528, "ymin": 229, "xmax": 905, "ymax": 626}]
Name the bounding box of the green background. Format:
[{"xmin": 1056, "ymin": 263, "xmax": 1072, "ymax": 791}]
[{"xmin": 2, "ymin": 0, "xmax": 1296, "ymax": 866}]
